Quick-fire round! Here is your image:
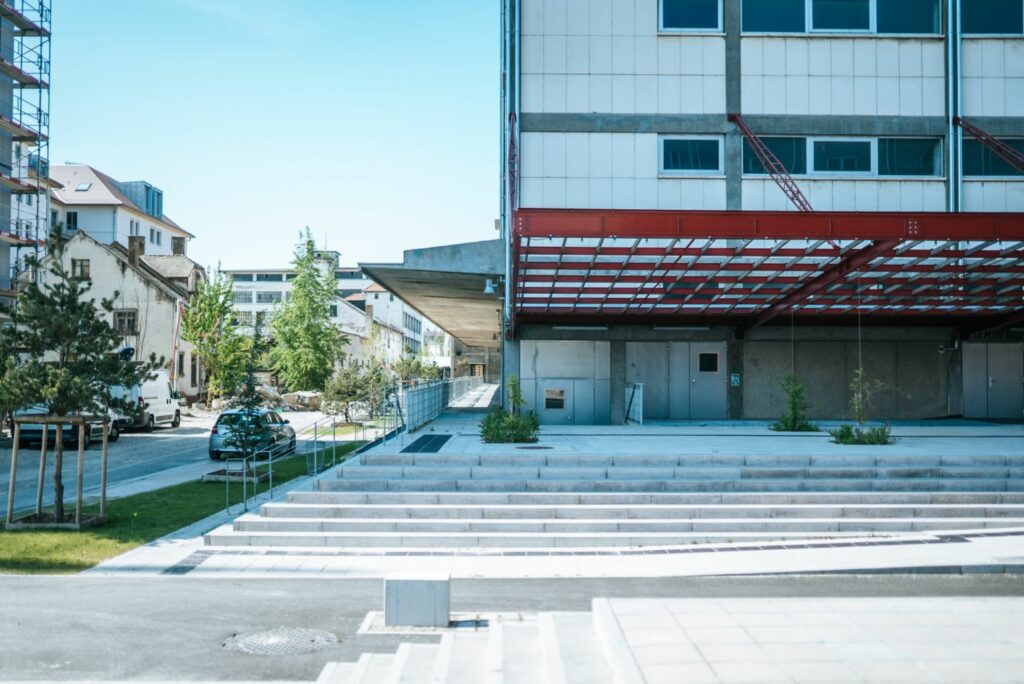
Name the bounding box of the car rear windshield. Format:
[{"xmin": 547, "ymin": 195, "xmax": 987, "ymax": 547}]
[{"xmin": 216, "ymin": 414, "xmax": 262, "ymax": 428}]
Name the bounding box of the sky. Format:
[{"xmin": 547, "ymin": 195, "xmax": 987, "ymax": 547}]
[{"xmin": 51, "ymin": 0, "xmax": 500, "ymax": 270}]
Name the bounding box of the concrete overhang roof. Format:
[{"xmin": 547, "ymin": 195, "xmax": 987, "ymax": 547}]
[{"xmin": 360, "ymin": 239, "xmax": 503, "ymax": 349}]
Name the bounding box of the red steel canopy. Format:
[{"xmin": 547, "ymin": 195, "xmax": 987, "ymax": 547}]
[{"xmin": 511, "ymin": 209, "xmax": 1024, "ymax": 331}]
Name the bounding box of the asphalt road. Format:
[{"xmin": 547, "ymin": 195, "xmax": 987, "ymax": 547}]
[
  {"xmin": 0, "ymin": 411, "xmax": 325, "ymax": 516},
  {"xmin": 0, "ymin": 575, "xmax": 1021, "ymax": 681}
]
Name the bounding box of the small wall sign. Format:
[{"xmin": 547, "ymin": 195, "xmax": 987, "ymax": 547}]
[{"xmin": 730, "ymin": 373, "xmax": 741, "ymax": 387}]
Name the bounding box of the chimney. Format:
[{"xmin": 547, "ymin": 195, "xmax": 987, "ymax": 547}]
[
  {"xmin": 172, "ymin": 237, "xmax": 186, "ymax": 256},
  {"xmin": 128, "ymin": 235, "xmax": 145, "ymax": 267}
]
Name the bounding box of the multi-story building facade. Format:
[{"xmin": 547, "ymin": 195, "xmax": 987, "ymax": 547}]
[
  {"xmin": 496, "ymin": 0, "xmax": 1024, "ymax": 424},
  {"xmin": 48, "ymin": 165, "xmax": 194, "ymax": 257},
  {"xmin": 225, "ymin": 254, "xmax": 453, "ymax": 373}
]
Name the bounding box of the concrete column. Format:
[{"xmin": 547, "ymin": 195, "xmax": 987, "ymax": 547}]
[
  {"xmin": 724, "ymin": 0, "xmax": 743, "ymax": 210},
  {"xmin": 610, "ymin": 341, "xmax": 626, "ymax": 424},
  {"xmin": 726, "ymin": 338, "xmax": 744, "ymax": 419},
  {"xmin": 501, "ymin": 337, "xmax": 521, "ymax": 410}
]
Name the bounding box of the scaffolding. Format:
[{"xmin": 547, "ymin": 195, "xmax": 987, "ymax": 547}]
[{"xmin": 1, "ymin": 0, "xmax": 50, "ymax": 294}]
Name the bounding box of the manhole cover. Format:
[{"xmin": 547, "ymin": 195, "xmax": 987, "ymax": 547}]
[
  {"xmin": 516, "ymin": 445, "xmax": 552, "ymax": 450},
  {"xmin": 223, "ymin": 628, "xmax": 337, "ymax": 656}
]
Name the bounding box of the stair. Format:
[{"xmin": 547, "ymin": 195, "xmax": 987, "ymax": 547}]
[{"xmin": 205, "ymin": 450, "xmax": 1024, "ymax": 550}]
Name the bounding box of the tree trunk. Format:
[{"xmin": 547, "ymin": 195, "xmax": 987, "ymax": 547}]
[{"xmin": 53, "ymin": 426, "xmax": 64, "ymax": 522}]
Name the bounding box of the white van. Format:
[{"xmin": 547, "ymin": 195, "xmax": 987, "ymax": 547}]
[{"xmin": 113, "ymin": 371, "xmax": 181, "ymax": 431}]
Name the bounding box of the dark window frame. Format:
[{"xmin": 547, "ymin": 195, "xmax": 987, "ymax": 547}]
[
  {"xmin": 660, "ymin": 0, "xmax": 722, "ymax": 31},
  {"xmin": 113, "ymin": 309, "xmax": 139, "ymax": 336},
  {"xmin": 544, "ymin": 389, "xmax": 567, "ymax": 410},
  {"xmin": 660, "ymin": 136, "xmax": 723, "ymax": 174},
  {"xmin": 71, "ymin": 258, "xmax": 90, "ymax": 279}
]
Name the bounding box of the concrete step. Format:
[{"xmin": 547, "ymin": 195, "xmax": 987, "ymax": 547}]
[
  {"xmin": 540, "ymin": 612, "xmax": 616, "ymax": 684},
  {"xmin": 384, "ymin": 642, "xmax": 441, "ymax": 684},
  {"xmin": 435, "ymin": 631, "xmax": 491, "ymax": 684},
  {"xmin": 205, "ymin": 529, "xmax": 951, "ymax": 548},
  {"xmin": 337, "ymin": 464, "xmax": 1023, "ymax": 481},
  {"xmin": 232, "ymin": 515, "xmax": 1024, "ymax": 534},
  {"xmin": 492, "ymin": 622, "xmax": 544, "ymax": 683},
  {"xmin": 261, "ymin": 502, "xmax": 1024, "ymax": 520},
  {"xmin": 290, "ymin": 491, "xmax": 1024, "ymax": 506},
  {"xmin": 318, "ymin": 478, "xmax": 1024, "ymax": 493},
  {"xmin": 315, "ymin": 661, "xmax": 356, "ymax": 684},
  {"xmin": 349, "ymin": 653, "xmax": 395, "ymax": 684}
]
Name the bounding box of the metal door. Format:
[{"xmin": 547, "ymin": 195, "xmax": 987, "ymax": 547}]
[
  {"xmin": 667, "ymin": 342, "xmax": 691, "ymax": 419},
  {"xmin": 962, "ymin": 343, "xmax": 989, "ymax": 418},
  {"xmin": 987, "ymin": 344, "xmax": 1024, "ymax": 420},
  {"xmin": 689, "ymin": 342, "xmax": 728, "ymax": 419},
  {"xmin": 626, "ymin": 343, "xmax": 669, "ymax": 420},
  {"xmin": 536, "ymin": 380, "xmax": 574, "ymax": 425},
  {"xmin": 573, "ymin": 379, "xmax": 596, "ymax": 424}
]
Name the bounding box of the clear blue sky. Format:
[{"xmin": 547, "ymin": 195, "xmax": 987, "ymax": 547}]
[{"xmin": 51, "ymin": 0, "xmax": 499, "ymax": 270}]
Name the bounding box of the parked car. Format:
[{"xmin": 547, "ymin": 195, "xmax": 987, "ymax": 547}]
[
  {"xmin": 208, "ymin": 408, "xmax": 296, "ymax": 460},
  {"xmin": 12, "ymin": 404, "xmax": 122, "ymax": 448},
  {"xmin": 111, "ymin": 370, "xmax": 181, "ymax": 432}
]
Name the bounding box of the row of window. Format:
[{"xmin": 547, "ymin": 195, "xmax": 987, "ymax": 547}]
[
  {"xmin": 660, "ymin": 136, "xmax": 1024, "ymax": 177},
  {"xmin": 232, "ymin": 271, "xmax": 365, "ymax": 283},
  {"xmin": 662, "ymin": 0, "xmax": 1023, "ymax": 35},
  {"xmin": 403, "ymin": 312, "xmax": 423, "ymax": 335}
]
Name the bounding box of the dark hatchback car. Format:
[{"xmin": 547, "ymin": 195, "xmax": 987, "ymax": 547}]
[{"xmin": 208, "ymin": 408, "xmax": 296, "ymax": 460}]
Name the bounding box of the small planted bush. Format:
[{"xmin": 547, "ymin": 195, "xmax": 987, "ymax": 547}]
[
  {"xmin": 829, "ymin": 423, "xmax": 893, "ymax": 446},
  {"xmin": 479, "ymin": 375, "xmax": 539, "ymax": 444},
  {"xmin": 769, "ymin": 374, "xmax": 819, "ymax": 432}
]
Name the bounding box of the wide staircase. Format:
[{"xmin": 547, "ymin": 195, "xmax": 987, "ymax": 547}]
[
  {"xmin": 206, "ymin": 449, "xmax": 1024, "ymax": 549},
  {"xmin": 314, "ymin": 598, "xmax": 648, "ymax": 684}
]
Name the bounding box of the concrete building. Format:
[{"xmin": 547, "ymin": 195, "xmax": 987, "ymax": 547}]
[
  {"xmin": 48, "ymin": 164, "xmax": 194, "ymax": 257},
  {"xmin": 225, "ymin": 253, "xmax": 452, "ymax": 373},
  {"xmin": 364, "ymin": 0, "xmax": 1024, "ymax": 424},
  {"xmin": 33, "ymin": 231, "xmax": 206, "ymax": 399}
]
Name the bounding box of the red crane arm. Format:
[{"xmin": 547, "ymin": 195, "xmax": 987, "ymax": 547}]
[
  {"xmin": 955, "ymin": 116, "xmax": 1024, "ymax": 175},
  {"xmin": 728, "ymin": 113, "xmax": 814, "ymax": 213}
]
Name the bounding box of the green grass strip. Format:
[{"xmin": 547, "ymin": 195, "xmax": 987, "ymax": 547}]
[{"xmin": 0, "ymin": 442, "xmax": 362, "ymax": 575}]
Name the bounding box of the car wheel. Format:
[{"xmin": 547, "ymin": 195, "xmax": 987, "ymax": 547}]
[
  {"xmin": 145, "ymin": 415, "xmax": 155, "ymax": 432},
  {"xmin": 108, "ymin": 425, "xmax": 120, "ymax": 443},
  {"xmin": 209, "ymin": 451, "xmax": 220, "ymax": 461},
  {"xmin": 171, "ymin": 411, "xmax": 181, "ymax": 428}
]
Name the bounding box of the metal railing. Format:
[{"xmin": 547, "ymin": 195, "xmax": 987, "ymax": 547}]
[{"xmin": 222, "ymin": 436, "xmax": 294, "ymax": 514}]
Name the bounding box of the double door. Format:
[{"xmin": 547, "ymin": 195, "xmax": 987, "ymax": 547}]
[
  {"xmin": 626, "ymin": 342, "xmax": 727, "ymax": 420},
  {"xmin": 963, "ymin": 343, "xmax": 1024, "ymax": 420}
]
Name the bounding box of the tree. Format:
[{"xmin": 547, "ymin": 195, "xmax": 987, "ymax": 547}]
[
  {"xmin": 323, "ymin": 364, "xmax": 365, "ymax": 423},
  {"xmin": 267, "ymin": 229, "xmax": 347, "ymax": 392},
  {"xmin": 181, "ymin": 268, "xmax": 248, "ymax": 405},
  {"xmin": 224, "ymin": 322, "xmax": 269, "ymax": 460},
  {"xmin": 0, "ymin": 232, "xmax": 157, "ymax": 521}
]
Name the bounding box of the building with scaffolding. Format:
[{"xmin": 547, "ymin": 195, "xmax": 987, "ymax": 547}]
[
  {"xmin": 0, "ymin": 0, "xmax": 49, "ymax": 307},
  {"xmin": 365, "ymin": 0, "xmax": 1024, "ymax": 424}
]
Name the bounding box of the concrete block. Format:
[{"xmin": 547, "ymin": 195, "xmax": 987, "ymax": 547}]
[{"xmin": 384, "ymin": 574, "xmax": 450, "ymax": 628}]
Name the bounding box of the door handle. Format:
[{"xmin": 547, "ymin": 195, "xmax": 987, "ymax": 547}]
[{"xmin": 989, "ymin": 377, "xmax": 994, "ymax": 388}]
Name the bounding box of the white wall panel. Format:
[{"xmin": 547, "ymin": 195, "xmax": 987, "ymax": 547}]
[
  {"xmin": 964, "ymin": 182, "xmax": 1024, "ymax": 212},
  {"xmin": 963, "ymin": 39, "xmax": 1024, "ymax": 116},
  {"xmin": 741, "ymin": 180, "xmax": 946, "ymax": 212}
]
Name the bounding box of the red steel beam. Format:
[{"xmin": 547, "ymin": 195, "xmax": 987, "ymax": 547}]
[
  {"xmin": 749, "ymin": 239, "xmax": 902, "ymax": 329},
  {"xmin": 514, "ymin": 209, "xmax": 1024, "ymax": 242}
]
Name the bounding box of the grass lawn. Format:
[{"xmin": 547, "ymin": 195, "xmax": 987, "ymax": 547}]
[{"xmin": 0, "ymin": 442, "xmax": 362, "ymax": 574}]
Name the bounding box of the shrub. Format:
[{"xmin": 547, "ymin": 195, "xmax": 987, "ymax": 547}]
[
  {"xmin": 769, "ymin": 374, "xmax": 819, "ymax": 432},
  {"xmin": 829, "ymin": 423, "xmax": 893, "ymax": 445},
  {"xmin": 479, "ymin": 407, "xmax": 539, "ymax": 444}
]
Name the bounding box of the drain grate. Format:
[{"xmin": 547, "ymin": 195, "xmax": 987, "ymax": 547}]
[
  {"xmin": 515, "ymin": 445, "xmax": 552, "ymax": 450},
  {"xmin": 223, "ymin": 627, "xmax": 337, "ymax": 656}
]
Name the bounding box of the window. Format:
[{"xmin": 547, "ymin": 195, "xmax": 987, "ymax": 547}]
[
  {"xmin": 877, "ymin": 0, "xmax": 940, "ymax": 33},
  {"xmin": 698, "ymin": 353, "xmax": 719, "ymax": 373},
  {"xmin": 963, "ymin": 138, "xmax": 1024, "ymax": 177},
  {"xmin": 66, "ymin": 211, "xmax": 78, "ymax": 230},
  {"xmin": 329, "ymin": 304, "xmax": 338, "ymax": 317},
  {"xmin": 113, "ymin": 310, "xmax": 138, "ymax": 335},
  {"xmin": 661, "ymin": 137, "xmax": 722, "ymax": 174},
  {"xmin": 233, "ymin": 290, "xmax": 253, "ymax": 304},
  {"xmin": 544, "ymin": 389, "xmax": 566, "ymax": 410},
  {"xmin": 286, "ymin": 273, "xmax": 298, "ymax": 281},
  {"xmin": 743, "ymin": 0, "xmax": 805, "ymax": 31},
  {"xmin": 661, "ymin": 0, "xmax": 721, "ymax": 30},
  {"xmin": 236, "ymin": 311, "xmax": 254, "ymax": 326},
  {"xmin": 813, "ymin": 140, "xmax": 872, "ymax": 173},
  {"xmin": 71, "ymin": 259, "xmax": 90, "ymax": 279},
  {"xmin": 962, "ymin": 0, "xmax": 1024, "ymax": 34},
  {"xmin": 257, "ymin": 273, "xmax": 284, "ymax": 282},
  {"xmin": 255, "ymin": 311, "xmax": 267, "ymax": 325},
  {"xmin": 878, "ymin": 138, "xmax": 941, "ymax": 176},
  {"xmin": 812, "ymin": 0, "xmax": 870, "ymax": 30},
  {"xmin": 75, "ymin": 182, "xmax": 91, "ymax": 192},
  {"xmin": 190, "ymin": 355, "xmax": 198, "ymax": 386},
  {"xmin": 743, "ymin": 137, "xmax": 807, "ymax": 175},
  {"xmin": 149, "ymin": 228, "xmax": 155, "ymax": 243},
  {"xmin": 156, "ymin": 231, "xmax": 162, "ymax": 246},
  {"xmin": 26, "ymin": 193, "xmax": 32, "ymax": 206},
  {"xmin": 177, "ymin": 352, "xmax": 185, "ymax": 377},
  {"xmin": 256, "ymin": 291, "xmax": 283, "ymax": 304},
  {"xmin": 232, "ymin": 273, "xmax": 254, "ymax": 282}
]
